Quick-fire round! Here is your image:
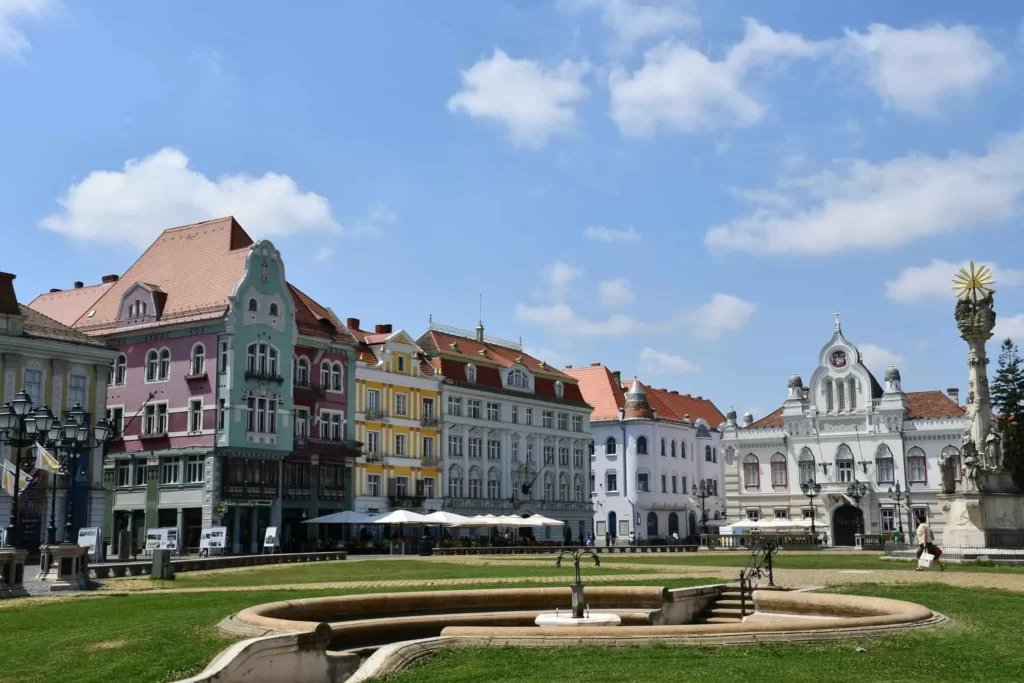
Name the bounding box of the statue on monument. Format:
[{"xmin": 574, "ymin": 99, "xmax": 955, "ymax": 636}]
[
  {"xmin": 964, "ymin": 456, "xmax": 981, "ymax": 493},
  {"xmin": 985, "ymin": 426, "xmax": 1003, "ymax": 471},
  {"xmin": 938, "ymin": 453, "xmax": 958, "ymax": 495}
]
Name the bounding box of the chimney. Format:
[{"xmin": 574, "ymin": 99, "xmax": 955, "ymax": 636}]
[
  {"xmin": 802, "ymin": 387, "xmax": 810, "ymax": 401},
  {"xmin": 0, "ymin": 272, "xmax": 19, "ymax": 315},
  {"xmin": 374, "ymin": 323, "xmax": 392, "ymax": 335},
  {"xmin": 743, "ymin": 412, "xmax": 753, "ymax": 426},
  {"xmin": 475, "ymin": 320, "xmax": 484, "ymax": 342},
  {"xmin": 611, "ymin": 370, "xmax": 621, "ymax": 386},
  {"xmin": 947, "ymin": 388, "xmax": 960, "ymax": 405},
  {"xmin": 49, "ymin": 288, "xmax": 61, "ymax": 293},
  {"xmin": 564, "ymin": 365, "xmax": 573, "ymax": 369},
  {"xmin": 590, "ymin": 362, "xmax": 601, "ymax": 366},
  {"xmin": 347, "ymin": 318, "xmax": 360, "ymax": 331},
  {"xmin": 101, "ymin": 274, "xmax": 119, "ymax": 284},
  {"xmin": 74, "ymin": 281, "xmax": 84, "ymax": 289}
]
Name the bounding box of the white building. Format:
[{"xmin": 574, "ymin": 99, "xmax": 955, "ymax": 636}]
[
  {"xmin": 721, "ymin": 316, "xmax": 965, "ymax": 545},
  {"xmin": 566, "ymin": 364, "xmax": 727, "ymax": 545},
  {"xmin": 418, "ymin": 321, "xmax": 594, "ymax": 541}
]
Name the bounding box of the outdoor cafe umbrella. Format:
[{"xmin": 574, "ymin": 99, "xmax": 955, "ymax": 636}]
[
  {"xmin": 302, "ymin": 510, "xmax": 379, "ymax": 525},
  {"xmin": 521, "ymin": 514, "xmax": 564, "ymax": 526},
  {"xmin": 370, "ymin": 510, "xmax": 432, "ymax": 525},
  {"xmin": 421, "ymin": 511, "xmax": 475, "ymax": 526}
]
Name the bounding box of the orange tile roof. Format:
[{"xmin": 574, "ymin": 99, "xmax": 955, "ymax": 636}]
[
  {"xmin": 20, "ymin": 304, "xmax": 111, "ymax": 348},
  {"xmin": 563, "ymin": 366, "xmax": 625, "ymax": 420},
  {"xmin": 418, "ymin": 330, "xmax": 575, "ymax": 380},
  {"xmin": 906, "ymin": 391, "xmax": 965, "ymax": 420},
  {"xmin": 623, "ymin": 379, "xmax": 725, "ymax": 426},
  {"xmin": 71, "ymin": 217, "xmax": 252, "ymax": 333},
  {"xmin": 288, "ymin": 284, "xmax": 357, "ymax": 345},
  {"xmin": 748, "ymin": 406, "xmax": 784, "ymax": 428},
  {"xmin": 28, "ymin": 282, "xmax": 114, "ymax": 328}
]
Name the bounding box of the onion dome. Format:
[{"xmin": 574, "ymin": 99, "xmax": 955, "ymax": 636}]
[
  {"xmin": 788, "ymin": 374, "xmax": 803, "ymax": 389},
  {"xmin": 885, "ymin": 365, "xmax": 901, "ymax": 382}
]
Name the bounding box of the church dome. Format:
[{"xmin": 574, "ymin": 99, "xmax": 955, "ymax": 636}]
[
  {"xmin": 885, "ymin": 365, "xmax": 901, "ymax": 382},
  {"xmin": 726, "ymin": 406, "xmax": 737, "ymax": 420},
  {"xmin": 788, "ymin": 374, "xmax": 803, "ymax": 389}
]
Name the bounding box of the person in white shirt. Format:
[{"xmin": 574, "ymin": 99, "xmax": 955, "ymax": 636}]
[{"xmin": 915, "ymin": 513, "xmax": 946, "ymax": 572}]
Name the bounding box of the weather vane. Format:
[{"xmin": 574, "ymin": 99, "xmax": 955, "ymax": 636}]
[{"xmin": 953, "ymin": 261, "xmax": 995, "ymax": 304}]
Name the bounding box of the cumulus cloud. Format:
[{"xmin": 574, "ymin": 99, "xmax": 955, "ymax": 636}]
[
  {"xmin": 639, "ymin": 346, "xmax": 701, "ymax": 374},
  {"xmin": 841, "ymin": 24, "xmax": 1002, "ymax": 116},
  {"xmin": 598, "ymin": 277, "xmax": 636, "ymax": 307},
  {"xmin": 559, "ymin": 0, "xmax": 698, "ymax": 53},
  {"xmin": 859, "ymin": 343, "xmax": 905, "ymax": 376},
  {"xmin": 583, "ymin": 225, "xmax": 640, "ymax": 243},
  {"xmin": 40, "ymin": 148, "xmax": 339, "ymax": 250},
  {"xmin": 0, "ymin": 0, "xmax": 52, "ymax": 61},
  {"xmin": 706, "ymin": 128, "xmax": 1024, "ymax": 254},
  {"xmin": 447, "ymin": 49, "xmax": 590, "ymax": 146},
  {"xmin": 543, "ymin": 261, "xmax": 585, "ymax": 300},
  {"xmin": 684, "ymin": 293, "xmax": 757, "ymax": 340},
  {"xmin": 995, "ymin": 314, "xmax": 1024, "ymax": 343},
  {"xmin": 885, "ymin": 259, "xmax": 1024, "ymax": 303},
  {"xmin": 515, "ymin": 302, "xmax": 640, "ymax": 336},
  {"xmin": 348, "ymin": 201, "xmax": 398, "ymax": 238},
  {"xmin": 314, "ymin": 247, "xmax": 333, "ymax": 263},
  {"xmin": 609, "ymin": 19, "xmax": 825, "ymax": 136}
]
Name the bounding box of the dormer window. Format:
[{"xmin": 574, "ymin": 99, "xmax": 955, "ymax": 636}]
[
  {"xmin": 269, "ymin": 303, "xmax": 279, "ymax": 317},
  {"xmin": 507, "ymin": 368, "xmax": 528, "ymax": 388},
  {"xmin": 554, "ymin": 381, "xmax": 564, "ymax": 399},
  {"xmin": 129, "ymin": 300, "xmax": 148, "ymax": 318},
  {"xmin": 248, "ymin": 298, "xmax": 259, "ymax": 313},
  {"xmin": 466, "ymin": 364, "xmax": 477, "ymax": 383}
]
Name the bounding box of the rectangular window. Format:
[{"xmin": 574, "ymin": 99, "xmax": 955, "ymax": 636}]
[
  {"xmin": 423, "ymin": 477, "xmax": 436, "ymax": 498},
  {"xmin": 526, "ymin": 441, "xmax": 534, "ymax": 463},
  {"xmin": 134, "ymin": 463, "xmax": 148, "ymax": 486},
  {"xmin": 395, "ymin": 434, "xmax": 407, "ymax": 457},
  {"xmin": 661, "ymin": 473, "xmax": 667, "ymax": 493},
  {"xmin": 295, "ymin": 408, "xmax": 309, "ymax": 438},
  {"xmin": 186, "ymin": 455, "xmax": 205, "ymax": 483},
  {"xmin": 557, "ymin": 413, "xmax": 567, "ymax": 430},
  {"xmin": 590, "ymin": 473, "xmax": 595, "ymax": 496},
  {"xmin": 876, "ymin": 458, "xmax": 894, "ymax": 484},
  {"xmin": 367, "ymin": 474, "xmax": 381, "ymax": 497},
  {"xmin": 218, "ymin": 399, "xmax": 226, "ymax": 431},
  {"xmin": 447, "ymin": 434, "xmax": 463, "ymax": 457},
  {"xmin": 330, "ymin": 413, "xmax": 341, "ymax": 441},
  {"xmin": 447, "ymin": 396, "xmax": 462, "ymax": 416},
  {"xmin": 422, "ymin": 398, "xmax": 435, "ymax": 419},
  {"xmin": 606, "ymin": 472, "xmax": 618, "ymax": 493},
  {"xmin": 681, "ymin": 476, "xmax": 687, "ymax": 494},
  {"xmin": 487, "ymin": 439, "xmax": 500, "ymax": 460},
  {"xmin": 68, "ymin": 374, "xmax": 87, "ymax": 408},
  {"xmin": 106, "ymin": 407, "xmax": 124, "ymax": 437},
  {"xmin": 802, "ymin": 509, "xmax": 814, "ymax": 520},
  {"xmin": 838, "ymin": 459, "xmax": 854, "ymax": 483},
  {"xmin": 799, "ymin": 460, "xmax": 815, "ymax": 485},
  {"xmin": 671, "ymin": 475, "xmax": 678, "ymax": 494},
  {"xmin": 395, "ymin": 393, "xmax": 408, "ymax": 417},
  {"xmin": 257, "ymin": 398, "xmax": 267, "ymax": 433},
  {"xmin": 909, "ymin": 456, "xmax": 927, "ymax": 484},
  {"xmin": 774, "ymin": 508, "xmax": 789, "ymax": 520},
  {"xmin": 486, "ymin": 402, "xmax": 500, "ymax": 421},
  {"xmin": 468, "ymin": 437, "xmax": 482, "ymax": 458},
  {"xmin": 397, "ymin": 355, "xmax": 405, "ymax": 372},
  {"xmin": 511, "ymin": 440, "xmax": 520, "ymax": 461},
  {"xmin": 393, "ymin": 476, "xmax": 409, "ymax": 497},
  {"xmin": 544, "ymin": 445, "xmax": 554, "ymax": 465},
  {"xmin": 367, "ymin": 389, "xmax": 381, "ymax": 415},
  {"xmin": 367, "ymin": 431, "xmax": 380, "ymax": 454},
  {"xmin": 189, "ymin": 399, "xmax": 203, "ymax": 433},
  {"xmin": 220, "ymin": 341, "xmax": 228, "ymax": 373},
  {"xmin": 572, "ymin": 415, "xmax": 582, "ymax": 432},
  {"xmin": 881, "ymin": 508, "xmax": 895, "ymax": 533},
  {"xmin": 525, "ymin": 408, "xmax": 533, "ymax": 426},
  {"xmin": 511, "ymin": 405, "xmax": 519, "ymax": 424},
  {"xmin": 467, "ymin": 400, "xmax": 481, "ymax": 419},
  {"xmin": 559, "ymin": 447, "xmax": 569, "ymax": 466},
  {"xmin": 771, "ymin": 459, "xmax": 787, "ymax": 487},
  {"xmin": 159, "ymin": 456, "xmax": 179, "ymax": 484},
  {"xmin": 116, "ymin": 462, "xmax": 130, "ymax": 488},
  {"xmin": 637, "ymin": 472, "xmax": 649, "ymax": 492},
  {"xmin": 912, "ymin": 506, "xmax": 929, "ymax": 525},
  {"xmin": 746, "ymin": 509, "xmax": 760, "ymax": 522},
  {"xmin": 542, "ymin": 411, "xmax": 553, "ymax": 428},
  {"xmin": 246, "ymin": 397, "xmax": 255, "ymax": 431},
  {"xmin": 23, "ymin": 369, "xmax": 42, "ymax": 406},
  {"xmin": 573, "ymin": 448, "xmax": 582, "ymax": 467},
  {"xmin": 157, "ymin": 404, "xmax": 168, "ymax": 434},
  {"xmin": 422, "ymin": 436, "xmax": 435, "ymax": 460}
]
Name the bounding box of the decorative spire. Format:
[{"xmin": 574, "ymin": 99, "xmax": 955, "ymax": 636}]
[{"xmin": 834, "ymin": 310, "xmax": 841, "ymax": 331}]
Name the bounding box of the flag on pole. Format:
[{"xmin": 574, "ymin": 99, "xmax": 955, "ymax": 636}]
[
  {"xmin": 34, "ymin": 442, "xmax": 61, "ymax": 473},
  {"xmin": 1, "ymin": 459, "xmax": 33, "ymax": 497}
]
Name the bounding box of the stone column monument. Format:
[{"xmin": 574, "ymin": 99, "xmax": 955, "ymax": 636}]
[{"xmin": 941, "ymin": 262, "xmax": 1024, "ymax": 547}]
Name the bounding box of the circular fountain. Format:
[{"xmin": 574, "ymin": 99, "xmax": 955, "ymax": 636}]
[{"xmin": 533, "ymin": 548, "xmax": 621, "ymax": 627}]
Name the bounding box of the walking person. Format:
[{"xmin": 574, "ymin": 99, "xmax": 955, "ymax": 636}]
[{"xmin": 915, "ymin": 513, "xmax": 946, "ymax": 572}]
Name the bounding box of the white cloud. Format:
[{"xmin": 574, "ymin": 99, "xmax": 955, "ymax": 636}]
[
  {"xmin": 706, "ymin": 128, "xmax": 1024, "ymax": 254},
  {"xmin": 40, "ymin": 148, "xmax": 339, "ymax": 250},
  {"xmin": 841, "ymin": 24, "xmax": 1002, "ymax": 116},
  {"xmin": 609, "ymin": 19, "xmax": 825, "ymax": 136},
  {"xmin": 560, "ymin": 0, "xmax": 698, "ymax": 53},
  {"xmin": 543, "ymin": 261, "xmax": 584, "ymax": 300},
  {"xmin": 685, "ymin": 293, "xmax": 757, "ymax": 340},
  {"xmin": 524, "ymin": 346, "xmax": 566, "ymax": 366},
  {"xmin": 349, "ymin": 201, "xmax": 398, "ymax": 238},
  {"xmin": 0, "ymin": 0, "xmax": 51, "ymax": 61},
  {"xmin": 885, "ymin": 259, "xmax": 1024, "ymax": 303},
  {"xmin": 639, "ymin": 346, "xmax": 701, "ymax": 374},
  {"xmin": 314, "ymin": 246, "xmax": 333, "ymax": 263},
  {"xmin": 515, "ymin": 302, "xmax": 640, "ymax": 336},
  {"xmin": 859, "ymin": 343, "xmax": 905, "ymax": 376},
  {"xmin": 598, "ymin": 277, "xmax": 636, "ymax": 307},
  {"xmin": 584, "ymin": 225, "xmax": 640, "ymax": 243},
  {"xmin": 728, "ymin": 186, "xmax": 796, "ymax": 211},
  {"xmin": 447, "ymin": 49, "xmax": 590, "ymax": 146},
  {"xmin": 994, "ymin": 314, "xmax": 1024, "ymax": 343}
]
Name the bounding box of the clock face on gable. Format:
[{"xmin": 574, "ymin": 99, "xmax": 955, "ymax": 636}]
[{"xmin": 830, "ymin": 350, "xmax": 848, "ymax": 369}]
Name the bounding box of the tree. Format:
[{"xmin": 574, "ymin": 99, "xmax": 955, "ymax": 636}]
[{"xmin": 991, "ymin": 338, "xmax": 1024, "ymax": 488}]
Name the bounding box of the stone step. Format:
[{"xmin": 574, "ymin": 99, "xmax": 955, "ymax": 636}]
[
  {"xmin": 716, "ymin": 599, "xmax": 748, "ymax": 608},
  {"xmin": 719, "ymin": 592, "xmax": 748, "ymax": 600},
  {"xmin": 703, "ymin": 616, "xmax": 743, "ymax": 624},
  {"xmin": 709, "ymin": 607, "xmax": 745, "ymax": 618}
]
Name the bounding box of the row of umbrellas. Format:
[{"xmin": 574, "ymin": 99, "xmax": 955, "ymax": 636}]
[
  {"xmin": 303, "ymin": 509, "xmax": 565, "ymax": 527},
  {"xmin": 720, "ymin": 518, "xmax": 814, "ymax": 533}
]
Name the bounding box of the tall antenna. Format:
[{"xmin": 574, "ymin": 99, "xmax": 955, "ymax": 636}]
[{"xmin": 479, "ymin": 293, "xmax": 483, "ymax": 322}]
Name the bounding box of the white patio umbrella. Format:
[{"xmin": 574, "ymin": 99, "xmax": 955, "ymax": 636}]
[
  {"xmin": 421, "ymin": 511, "xmax": 475, "ymax": 526},
  {"xmin": 521, "ymin": 514, "xmax": 564, "ymax": 526},
  {"xmin": 303, "ymin": 510, "xmax": 379, "ymax": 525},
  {"xmin": 370, "ymin": 510, "xmax": 432, "ymax": 525}
]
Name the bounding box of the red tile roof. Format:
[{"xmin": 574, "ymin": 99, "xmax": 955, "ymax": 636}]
[
  {"xmin": 20, "ymin": 304, "xmax": 111, "ymax": 348},
  {"xmin": 566, "ymin": 365, "xmax": 725, "ymax": 426},
  {"xmin": 288, "ymin": 284, "xmax": 357, "ymax": 346},
  {"xmin": 28, "ymin": 282, "xmax": 114, "ymax": 327},
  {"xmin": 748, "ymin": 406, "xmax": 784, "ymax": 429},
  {"xmin": 906, "ymin": 391, "xmax": 965, "ymax": 420}
]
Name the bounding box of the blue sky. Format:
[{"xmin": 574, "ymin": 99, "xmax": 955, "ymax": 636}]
[{"xmin": 2, "ymin": 0, "xmax": 1023, "ymax": 420}]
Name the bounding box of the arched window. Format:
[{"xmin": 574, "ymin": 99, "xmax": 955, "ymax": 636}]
[
  {"xmin": 743, "ymin": 454, "xmax": 760, "ymax": 489},
  {"xmin": 555, "ymin": 381, "xmax": 564, "ymax": 399},
  {"xmin": 466, "ymin": 364, "xmax": 477, "ymax": 383},
  {"xmin": 448, "ymin": 465, "xmax": 463, "ymax": 497},
  {"xmin": 544, "ymin": 472, "xmax": 555, "ymax": 500},
  {"xmin": 799, "ymin": 448, "xmax": 815, "ymax": 485},
  {"xmin": 705, "ymin": 445, "xmax": 712, "ymax": 462},
  {"xmin": 680, "ymin": 442, "xmax": 686, "ymax": 459},
  {"xmin": 647, "ymin": 511, "xmax": 658, "ymax": 538},
  {"xmin": 770, "ymin": 453, "xmax": 787, "ymax": 488},
  {"xmin": 574, "ymin": 474, "xmax": 583, "ymax": 501},
  {"xmin": 825, "ymin": 379, "xmax": 835, "ymax": 412},
  {"xmin": 941, "ymin": 445, "xmax": 962, "ymax": 483},
  {"xmin": 636, "ymin": 436, "xmax": 648, "ymax": 455},
  {"xmin": 487, "ymin": 468, "xmax": 501, "ymax": 499},
  {"xmin": 875, "ymin": 445, "xmax": 895, "ymax": 484},
  {"xmin": 605, "ymin": 437, "xmax": 617, "ymax": 455},
  {"xmin": 114, "ymin": 354, "xmax": 127, "ymax": 386},
  {"xmin": 268, "ymin": 347, "xmax": 278, "ymax": 377},
  {"xmin": 671, "ymin": 440, "xmax": 676, "ymax": 457},
  {"xmin": 158, "ymin": 348, "xmax": 171, "ymax": 380},
  {"xmin": 559, "ymin": 472, "xmax": 568, "ymax": 501},
  {"xmin": 248, "ymin": 298, "xmax": 258, "ymax": 312},
  {"xmin": 331, "ymin": 362, "xmax": 343, "ymax": 391},
  {"xmin": 608, "ymin": 511, "xmax": 618, "ymax": 539},
  {"xmin": 667, "ymin": 512, "xmax": 679, "ymax": 537},
  {"xmin": 836, "ymin": 444, "xmax": 854, "ymax": 483},
  {"xmin": 713, "ymin": 447, "xmax": 717, "ymax": 463},
  {"xmin": 507, "ymin": 368, "xmax": 528, "ymax": 388},
  {"xmin": 848, "ymin": 378, "xmax": 857, "ymax": 410},
  {"xmin": 321, "ymin": 361, "xmax": 330, "ymax": 388},
  {"xmin": 837, "ymin": 379, "xmax": 846, "ymax": 411},
  {"xmin": 269, "ymin": 303, "xmax": 279, "ymax": 317},
  {"xmin": 468, "ymin": 466, "xmax": 483, "ymax": 498},
  {"xmin": 908, "ymin": 447, "xmax": 927, "ymax": 484},
  {"xmin": 297, "ymin": 357, "xmax": 310, "ymax": 385},
  {"xmin": 190, "ymin": 343, "xmax": 205, "ymax": 376},
  {"xmin": 660, "ymin": 438, "xmax": 666, "ymax": 456}
]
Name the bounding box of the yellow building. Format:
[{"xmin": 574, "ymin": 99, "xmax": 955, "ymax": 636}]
[{"xmin": 346, "ymin": 320, "xmax": 443, "ymax": 514}]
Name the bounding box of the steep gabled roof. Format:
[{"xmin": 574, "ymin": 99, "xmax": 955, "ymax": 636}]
[
  {"xmin": 288, "ymin": 284, "xmax": 357, "ymax": 346},
  {"xmin": 906, "ymin": 391, "xmax": 965, "ymax": 420},
  {"xmin": 20, "ymin": 304, "xmax": 111, "ymax": 348},
  {"xmin": 28, "ymin": 282, "xmax": 114, "ymax": 328},
  {"xmin": 624, "ymin": 380, "xmax": 726, "ymax": 426},
  {"xmin": 748, "ymin": 406, "xmax": 784, "ymax": 429},
  {"xmin": 418, "ymin": 329, "xmax": 574, "ymax": 380},
  {"xmin": 563, "ymin": 366, "xmax": 625, "ymax": 420}
]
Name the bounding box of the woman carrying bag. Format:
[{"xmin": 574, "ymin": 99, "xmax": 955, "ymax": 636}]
[{"xmin": 915, "ymin": 512, "xmax": 946, "ymax": 572}]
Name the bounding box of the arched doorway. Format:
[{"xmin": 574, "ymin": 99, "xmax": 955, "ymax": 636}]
[
  {"xmin": 688, "ymin": 511, "xmax": 698, "ymax": 538},
  {"xmin": 832, "ymin": 505, "xmax": 863, "ymax": 546},
  {"xmin": 646, "ymin": 511, "xmax": 658, "ymax": 538},
  {"xmin": 668, "ymin": 512, "xmax": 679, "ymax": 537},
  {"xmin": 607, "ymin": 511, "xmax": 617, "ymax": 542}
]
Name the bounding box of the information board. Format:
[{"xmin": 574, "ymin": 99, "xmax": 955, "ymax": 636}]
[{"xmin": 200, "ymin": 526, "xmax": 228, "ymax": 550}]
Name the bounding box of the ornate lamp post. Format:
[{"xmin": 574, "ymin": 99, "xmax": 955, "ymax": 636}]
[
  {"xmin": 887, "ymin": 481, "xmax": 909, "ymax": 540},
  {"xmin": 0, "ymin": 391, "xmax": 40, "ymax": 548},
  {"xmin": 800, "ymin": 479, "xmax": 822, "ymax": 539},
  {"xmin": 847, "ymin": 481, "xmax": 868, "ymax": 534},
  {"xmin": 692, "ymin": 480, "xmax": 712, "ymax": 536}
]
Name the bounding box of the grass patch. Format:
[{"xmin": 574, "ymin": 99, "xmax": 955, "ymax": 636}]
[
  {"xmin": 379, "ymin": 584, "xmax": 1024, "ymax": 683},
  {"xmin": 0, "ymin": 578, "xmax": 715, "ymax": 683}
]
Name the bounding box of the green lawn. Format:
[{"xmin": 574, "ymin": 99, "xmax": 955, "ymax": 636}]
[
  {"xmin": 0, "ymin": 578, "xmax": 715, "ymax": 683},
  {"xmin": 139, "ymin": 558, "xmax": 637, "ymax": 589},
  {"xmin": 380, "ymin": 584, "xmax": 1024, "ymax": 683}
]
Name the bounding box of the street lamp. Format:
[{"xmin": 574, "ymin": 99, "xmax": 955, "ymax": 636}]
[
  {"xmin": 0, "ymin": 392, "xmax": 38, "ymax": 548},
  {"xmin": 692, "ymin": 480, "xmax": 712, "ymax": 536},
  {"xmin": 846, "ymin": 480, "xmax": 868, "ymax": 535},
  {"xmin": 800, "ymin": 479, "xmax": 822, "ymax": 540},
  {"xmin": 888, "ymin": 481, "xmax": 909, "ymax": 541}
]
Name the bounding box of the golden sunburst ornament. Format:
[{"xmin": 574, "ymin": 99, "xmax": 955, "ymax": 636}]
[{"xmin": 953, "ymin": 260, "xmax": 996, "ymax": 303}]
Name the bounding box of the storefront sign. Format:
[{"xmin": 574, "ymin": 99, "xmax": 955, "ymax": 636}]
[{"xmin": 222, "ymin": 499, "xmax": 274, "ymax": 507}]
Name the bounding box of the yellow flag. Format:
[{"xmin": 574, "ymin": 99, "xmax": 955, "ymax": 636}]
[
  {"xmin": 34, "ymin": 442, "xmax": 61, "ymax": 473},
  {"xmin": 1, "ymin": 460, "xmax": 32, "ymax": 497}
]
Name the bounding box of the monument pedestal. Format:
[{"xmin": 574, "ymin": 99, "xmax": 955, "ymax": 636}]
[
  {"xmin": 941, "ymin": 492, "xmax": 1024, "ymax": 548},
  {"xmin": 0, "ymin": 548, "xmax": 28, "ymax": 598},
  {"xmin": 38, "ymin": 544, "xmax": 90, "ymax": 591}
]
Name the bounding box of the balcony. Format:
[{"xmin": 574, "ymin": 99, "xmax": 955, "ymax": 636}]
[
  {"xmin": 245, "ymin": 368, "xmax": 284, "ymax": 384},
  {"xmin": 421, "ymin": 455, "xmax": 439, "ymax": 467},
  {"xmin": 293, "ymin": 435, "xmax": 361, "ymax": 459},
  {"xmin": 320, "ymin": 487, "xmax": 346, "ymax": 501},
  {"xmin": 364, "ymin": 451, "xmax": 384, "ymax": 463},
  {"xmin": 184, "ymin": 372, "xmax": 208, "ymax": 383},
  {"xmin": 420, "ymin": 415, "xmax": 440, "ymax": 428},
  {"xmin": 293, "ymin": 381, "xmax": 324, "ymax": 402},
  {"xmin": 222, "ymin": 484, "xmax": 279, "ymax": 499},
  {"xmin": 283, "ymin": 486, "xmax": 311, "ymax": 500},
  {"xmin": 139, "ymin": 430, "xmax": 168, "ymax": 441},
  {"xmin": 364, "ymin": 409, "xmax": 389, "ymax": 422},
  {"xmin": 388, "ymin": 491, "xmax": 427, "ymax": 509}
]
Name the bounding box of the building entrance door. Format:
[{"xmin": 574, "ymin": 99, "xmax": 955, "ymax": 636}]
[{"xmin": 832, "ymin": 505, "xmax": 863, "ymax": 546}]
